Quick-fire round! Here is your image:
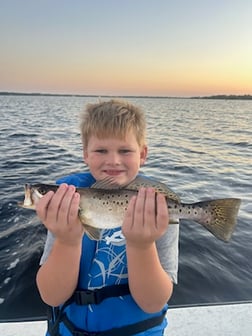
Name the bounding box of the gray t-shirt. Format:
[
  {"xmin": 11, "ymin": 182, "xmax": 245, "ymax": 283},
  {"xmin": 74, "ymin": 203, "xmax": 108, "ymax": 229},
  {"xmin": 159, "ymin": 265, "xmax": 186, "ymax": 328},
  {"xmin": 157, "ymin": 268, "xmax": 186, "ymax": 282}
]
[{"xmin": 40, "ymin": 224, "xmax": 179, "ymax": 284}]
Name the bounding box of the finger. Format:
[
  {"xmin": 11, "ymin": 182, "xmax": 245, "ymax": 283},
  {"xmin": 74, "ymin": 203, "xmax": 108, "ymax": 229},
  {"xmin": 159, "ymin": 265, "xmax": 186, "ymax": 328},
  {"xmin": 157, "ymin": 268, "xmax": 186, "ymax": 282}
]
[
  {"xmin": 123, "ymin": 195, "xmax": 137, "ymax": 230},
  {"xmin": 57, "ymin": 185, "xmax": 77, "ymax": 224},
  {"xmin": 35, "ymin": 190, "xmax": 55, "ymax": 221},
  {"xmin": 144, "ymin": 188, "xmax": 157, "ymax": 228},
  {"xmin": 45, "ymin": 184, "xmax": 69, "ymax": 222},
  {"xmin": 133, "ymin": 188, "xmax": 146, "ymax": 227},
  {"xmin": 67, "ymin": 192, "xmax": 81, "ymax": 224},
  {"xmin": 156, "ymin": 193, "xmax": 169, "ymax": 229}
]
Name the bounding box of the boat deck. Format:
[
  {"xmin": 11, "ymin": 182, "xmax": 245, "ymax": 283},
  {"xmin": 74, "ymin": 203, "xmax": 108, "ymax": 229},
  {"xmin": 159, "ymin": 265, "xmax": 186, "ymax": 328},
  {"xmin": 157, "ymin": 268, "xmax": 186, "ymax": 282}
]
[{"xmin": 0, "ymin": 302, "xmax": 251, "ymax": 335}]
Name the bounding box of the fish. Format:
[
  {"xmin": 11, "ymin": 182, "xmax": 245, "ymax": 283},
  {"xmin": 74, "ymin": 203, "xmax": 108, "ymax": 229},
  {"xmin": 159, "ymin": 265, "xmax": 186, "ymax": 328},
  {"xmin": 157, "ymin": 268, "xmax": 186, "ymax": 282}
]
[{"xmin": 18, "ymin": 176, "xmax": 241, "ymax": 242}]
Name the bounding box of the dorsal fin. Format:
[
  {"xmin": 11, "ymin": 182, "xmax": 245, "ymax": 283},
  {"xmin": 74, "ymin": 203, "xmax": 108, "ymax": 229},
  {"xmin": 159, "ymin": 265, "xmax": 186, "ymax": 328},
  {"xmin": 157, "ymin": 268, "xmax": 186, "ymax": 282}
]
[
  {"xmin": 91, "ymin": 177, "xmax": 123, "ymax": 190},
  {"xmin": 125, "ymin": 175, "xmax": 181, "ymax": 202},
  {"xmin": 90, "ymin": 175, "xmax": 180, "ymax": 202}
]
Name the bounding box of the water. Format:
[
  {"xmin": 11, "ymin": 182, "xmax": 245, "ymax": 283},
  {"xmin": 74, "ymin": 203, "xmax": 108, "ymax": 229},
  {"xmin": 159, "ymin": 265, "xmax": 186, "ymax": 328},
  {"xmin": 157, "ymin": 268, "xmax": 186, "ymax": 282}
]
[{"xmin": 0, "ymin": 95, "xmax": 251, "ymax": 321}]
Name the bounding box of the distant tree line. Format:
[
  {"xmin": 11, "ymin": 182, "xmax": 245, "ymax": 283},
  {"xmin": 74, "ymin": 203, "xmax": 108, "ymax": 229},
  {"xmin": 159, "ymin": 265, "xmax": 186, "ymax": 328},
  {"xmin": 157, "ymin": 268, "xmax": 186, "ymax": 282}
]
[{"xmin": 191, "ymin": 94, "xmax": 252, "ymax": 100}]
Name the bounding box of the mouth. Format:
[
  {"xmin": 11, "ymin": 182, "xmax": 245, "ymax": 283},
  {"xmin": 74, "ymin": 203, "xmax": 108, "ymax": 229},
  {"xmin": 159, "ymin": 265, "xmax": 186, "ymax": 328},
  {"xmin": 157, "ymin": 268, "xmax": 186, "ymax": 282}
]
[{"xmin": 103, "ymin": 170, "xmax": 125, "ymax": 176}]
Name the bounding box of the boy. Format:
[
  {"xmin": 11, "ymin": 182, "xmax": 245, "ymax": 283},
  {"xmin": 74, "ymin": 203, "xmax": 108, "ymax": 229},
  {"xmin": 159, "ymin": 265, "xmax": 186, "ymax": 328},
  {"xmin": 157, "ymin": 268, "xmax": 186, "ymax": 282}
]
[{"xmin": 36, "ymin": 99, "xmax": 179, "ymax": 335}]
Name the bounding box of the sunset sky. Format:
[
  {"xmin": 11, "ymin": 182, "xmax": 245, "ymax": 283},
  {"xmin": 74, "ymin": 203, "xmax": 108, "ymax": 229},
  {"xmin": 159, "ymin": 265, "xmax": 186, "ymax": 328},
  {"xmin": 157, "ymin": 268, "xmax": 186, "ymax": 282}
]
[{"xmin": 1, "ymin": 0, "xmax": 251, "ymax": 97}]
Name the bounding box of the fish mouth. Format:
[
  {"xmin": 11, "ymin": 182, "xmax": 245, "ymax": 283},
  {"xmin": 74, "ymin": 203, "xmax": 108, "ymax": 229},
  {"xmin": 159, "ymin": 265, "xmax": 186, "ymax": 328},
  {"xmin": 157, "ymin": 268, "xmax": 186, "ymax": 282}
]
[
  {"xmin": 18, "ymin": 184, "xmax": 33, "ymax": 208},
  {"xmin": 24, "ymin": 184, "xmax": 33, "ymax": 205}
]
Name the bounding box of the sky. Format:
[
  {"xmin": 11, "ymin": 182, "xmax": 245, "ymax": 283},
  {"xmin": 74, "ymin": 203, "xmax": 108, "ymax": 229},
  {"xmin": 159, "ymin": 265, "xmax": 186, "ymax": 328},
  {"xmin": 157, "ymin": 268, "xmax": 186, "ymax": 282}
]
[{"xmin": 0, "ymin": 0, "xmax": 251, "ymax": 97}]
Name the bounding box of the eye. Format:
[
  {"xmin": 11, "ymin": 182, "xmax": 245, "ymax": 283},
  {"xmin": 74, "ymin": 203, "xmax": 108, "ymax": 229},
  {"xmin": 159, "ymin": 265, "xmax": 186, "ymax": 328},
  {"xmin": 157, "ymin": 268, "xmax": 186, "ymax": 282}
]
[
  {"xmin": 95, "ymin": 149, "xmax": 107, "ymax": 154},
  {"xmin": 119, "ymin": 149, "xmax": 132, "ymax": 154}
]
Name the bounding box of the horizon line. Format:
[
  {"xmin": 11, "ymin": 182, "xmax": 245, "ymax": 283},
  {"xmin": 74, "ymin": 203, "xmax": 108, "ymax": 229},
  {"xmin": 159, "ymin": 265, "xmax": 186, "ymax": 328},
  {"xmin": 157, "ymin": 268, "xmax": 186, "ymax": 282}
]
[{"xmin": 0, "ymin": 91, "xmax": 252, "ymax": 100}]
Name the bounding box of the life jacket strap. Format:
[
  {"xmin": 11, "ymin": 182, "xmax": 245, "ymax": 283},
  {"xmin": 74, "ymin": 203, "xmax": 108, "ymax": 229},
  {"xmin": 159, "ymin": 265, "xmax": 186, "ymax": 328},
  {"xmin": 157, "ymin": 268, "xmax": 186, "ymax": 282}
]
[
  {"xmin": 47, "ymin": 284, "xmax": 166, "ymax": 335},
  {"xmin": 71, "ymin": 283, "xmax": 130, "ymax": 305},
  {"xmin": 59, "ymin": 310, "xmax": 166, "ymax": 336}
]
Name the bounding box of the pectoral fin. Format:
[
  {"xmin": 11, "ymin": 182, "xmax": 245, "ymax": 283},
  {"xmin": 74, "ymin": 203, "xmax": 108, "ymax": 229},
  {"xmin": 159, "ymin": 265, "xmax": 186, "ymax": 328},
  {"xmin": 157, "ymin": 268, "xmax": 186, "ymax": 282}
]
[{"xmin": 83, "ymin": 224, "xmax": 102, "ymax": 240}]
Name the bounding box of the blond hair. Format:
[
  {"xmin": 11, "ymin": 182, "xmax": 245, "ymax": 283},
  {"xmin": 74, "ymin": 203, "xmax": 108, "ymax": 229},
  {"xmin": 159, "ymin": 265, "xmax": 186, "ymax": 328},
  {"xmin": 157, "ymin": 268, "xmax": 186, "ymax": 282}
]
[{"xmin": 80, "ymin": 99, "xmax": 146, "ymax": 148}]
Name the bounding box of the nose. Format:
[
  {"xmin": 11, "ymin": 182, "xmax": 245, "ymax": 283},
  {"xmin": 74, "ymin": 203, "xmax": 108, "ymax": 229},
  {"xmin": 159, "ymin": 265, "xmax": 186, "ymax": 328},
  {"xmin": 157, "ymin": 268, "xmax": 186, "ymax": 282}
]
[{"xmin": 106, "ymin": 152, "xmax": 121, "ymax": 165}]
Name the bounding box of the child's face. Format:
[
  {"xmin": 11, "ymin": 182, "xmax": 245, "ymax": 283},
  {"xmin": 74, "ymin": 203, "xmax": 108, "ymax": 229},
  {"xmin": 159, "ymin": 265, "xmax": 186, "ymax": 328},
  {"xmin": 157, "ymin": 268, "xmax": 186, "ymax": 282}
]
[{"xmin": 83, "ymin": 130, "xmax": 147, "ymax": 185}]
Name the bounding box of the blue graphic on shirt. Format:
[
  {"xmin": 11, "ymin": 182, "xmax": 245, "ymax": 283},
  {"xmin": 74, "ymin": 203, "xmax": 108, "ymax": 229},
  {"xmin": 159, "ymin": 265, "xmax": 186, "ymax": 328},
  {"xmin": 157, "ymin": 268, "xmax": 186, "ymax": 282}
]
[{"xmin": 87, "ymin": 229, "xmax": 127, "ymax": 289}]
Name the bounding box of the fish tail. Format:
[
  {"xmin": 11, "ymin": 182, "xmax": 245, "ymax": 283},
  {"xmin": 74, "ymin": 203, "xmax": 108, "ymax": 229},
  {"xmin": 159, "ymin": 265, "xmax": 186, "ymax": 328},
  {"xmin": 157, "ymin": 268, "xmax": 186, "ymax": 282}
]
[{"xmin": 196, "ymin": 198, "xmax": 241, "ymax": 242}]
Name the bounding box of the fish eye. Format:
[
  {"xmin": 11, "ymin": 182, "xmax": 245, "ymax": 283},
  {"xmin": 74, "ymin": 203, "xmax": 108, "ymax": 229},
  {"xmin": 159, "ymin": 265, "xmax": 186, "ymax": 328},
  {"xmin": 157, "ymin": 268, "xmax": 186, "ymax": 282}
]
[{"xmin": 36, "ymin": 186, "xmax": 47, "ymax": 194}]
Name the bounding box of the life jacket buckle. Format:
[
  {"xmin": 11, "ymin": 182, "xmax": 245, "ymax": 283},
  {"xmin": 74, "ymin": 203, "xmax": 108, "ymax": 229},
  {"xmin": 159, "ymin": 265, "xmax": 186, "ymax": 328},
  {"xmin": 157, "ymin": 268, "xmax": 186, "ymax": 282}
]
[
  {"xmin": 72, "ymin": 284, "xmax": 130, "ymax": 306},
  {"xmin": 75, "ymin": 289, "xmax": 98, "ymax": 305}
]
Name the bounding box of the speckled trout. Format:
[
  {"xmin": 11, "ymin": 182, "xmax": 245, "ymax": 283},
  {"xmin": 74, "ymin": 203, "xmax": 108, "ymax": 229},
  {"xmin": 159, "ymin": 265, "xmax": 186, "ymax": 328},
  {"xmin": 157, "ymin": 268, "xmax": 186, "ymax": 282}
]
[{"xmin": 18, "ymin": 176, "xmax": 241, "ymax": 242}]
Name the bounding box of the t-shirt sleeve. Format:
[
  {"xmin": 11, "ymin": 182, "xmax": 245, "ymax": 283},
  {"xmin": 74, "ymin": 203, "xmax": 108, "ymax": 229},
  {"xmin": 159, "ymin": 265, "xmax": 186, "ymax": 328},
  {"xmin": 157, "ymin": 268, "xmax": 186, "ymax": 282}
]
[
  {"xmin": 156, "ymin": 224, "xmax": 179, "ymax": 284},
  {"xmin": 40, "ymin": 230, "xmax": 55, "ymax": 265}
]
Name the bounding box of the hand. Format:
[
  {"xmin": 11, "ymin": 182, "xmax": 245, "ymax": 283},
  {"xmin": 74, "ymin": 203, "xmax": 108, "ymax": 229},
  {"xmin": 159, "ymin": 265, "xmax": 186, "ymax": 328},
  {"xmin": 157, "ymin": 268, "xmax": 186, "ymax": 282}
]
[
  {"xmin": 36, "ymin": 184, "xmax": 84, "ymax": 246},
  {"xmin": 122, "ymin": 188, "xmax": 169, "ymax": 249}
]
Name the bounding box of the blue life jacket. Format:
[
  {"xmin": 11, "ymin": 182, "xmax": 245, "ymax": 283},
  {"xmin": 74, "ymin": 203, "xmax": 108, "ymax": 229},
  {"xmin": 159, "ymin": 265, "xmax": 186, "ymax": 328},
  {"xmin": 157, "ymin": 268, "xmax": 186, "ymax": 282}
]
[{"xmin": 46, "ymin": 172, "xmax": 168, "ymax": 336}]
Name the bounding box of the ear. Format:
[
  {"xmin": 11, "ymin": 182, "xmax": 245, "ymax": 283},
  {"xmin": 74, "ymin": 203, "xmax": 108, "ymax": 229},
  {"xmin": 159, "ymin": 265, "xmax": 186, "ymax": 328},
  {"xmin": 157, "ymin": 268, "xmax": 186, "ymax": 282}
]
[
  {"xmin": 140, "ymin": 145, "xmax": 148, "ymax": 166},
  {"xmin": 83, "ymin": 148, "xmax": 88, "ymax": 164}
]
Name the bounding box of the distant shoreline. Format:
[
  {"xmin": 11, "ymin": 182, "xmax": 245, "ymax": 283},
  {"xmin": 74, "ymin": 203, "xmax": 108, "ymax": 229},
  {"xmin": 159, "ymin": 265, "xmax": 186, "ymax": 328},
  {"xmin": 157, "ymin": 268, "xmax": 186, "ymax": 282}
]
[
  {"xmin": 191, "ymin": 94, "xmax": 252, "ymax": 100},
  {"xmin": 0, "ymin": 92, "xmax": 251, "ymax": 100}
]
